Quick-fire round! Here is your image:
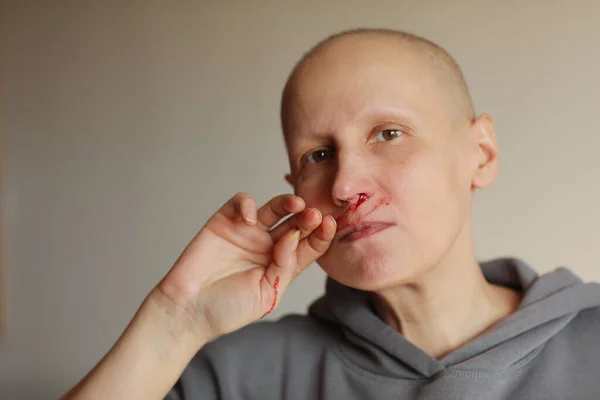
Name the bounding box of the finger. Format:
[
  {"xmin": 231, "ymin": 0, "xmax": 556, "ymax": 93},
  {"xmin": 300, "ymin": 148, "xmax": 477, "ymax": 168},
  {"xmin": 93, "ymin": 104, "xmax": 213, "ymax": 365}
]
[
  {"xmin": 256, "ymin": 194, "xmax": 305, "ymax": 230},
  {"xmin": 295, "ymin": 215, "xmax": 336, "ymax": 275},
  {"xmin": 220, "ymin": 192, "xmax": 257, "ymax": 225},
  {"xmin": 260, "ymin": 228, "xmax": 300, "ymax": 317},
  {"xmin": 269, "ymin": 207, "xmax": 322, "ymax": 243}
]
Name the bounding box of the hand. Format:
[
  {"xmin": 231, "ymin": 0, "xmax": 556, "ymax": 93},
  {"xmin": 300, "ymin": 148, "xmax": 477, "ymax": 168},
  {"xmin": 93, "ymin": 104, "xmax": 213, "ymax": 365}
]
[{"xmin": 154, "ymin": 192, "xmax": 336, "ymax": 341}]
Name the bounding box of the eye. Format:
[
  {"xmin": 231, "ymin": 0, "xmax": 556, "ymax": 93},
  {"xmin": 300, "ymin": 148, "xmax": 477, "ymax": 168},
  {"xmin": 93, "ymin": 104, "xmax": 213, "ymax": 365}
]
[
  {"xmin": 370, "ymin": 129, "xmax": 405, "ymax": 143},
  {"xmin": 305, "ymin": 148, "xmax": 334, "ymax": 164}
]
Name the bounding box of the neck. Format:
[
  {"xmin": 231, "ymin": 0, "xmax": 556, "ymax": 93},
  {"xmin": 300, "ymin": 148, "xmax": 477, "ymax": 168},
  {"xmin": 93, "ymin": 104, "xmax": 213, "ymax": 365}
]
[{"xmin": 370, "ymin": 225, "xmax": 522, "ymax": 359}]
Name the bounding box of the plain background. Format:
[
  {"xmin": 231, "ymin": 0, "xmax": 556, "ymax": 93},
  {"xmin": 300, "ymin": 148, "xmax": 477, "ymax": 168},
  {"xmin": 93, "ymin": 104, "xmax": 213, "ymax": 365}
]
[{"xmin": 1, "ymin": 1, "xmax": 599, "ymax": 398}]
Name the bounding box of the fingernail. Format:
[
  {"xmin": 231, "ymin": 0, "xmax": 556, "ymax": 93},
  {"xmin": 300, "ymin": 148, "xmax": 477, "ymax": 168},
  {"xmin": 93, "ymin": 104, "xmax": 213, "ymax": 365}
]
[
  {"xmin": 245, "ymin": 213, "xmax": 256, "ymax": 224},
  {"xmin": 292, "ymin": 230, "xmax": 300, "ymax": 251}
]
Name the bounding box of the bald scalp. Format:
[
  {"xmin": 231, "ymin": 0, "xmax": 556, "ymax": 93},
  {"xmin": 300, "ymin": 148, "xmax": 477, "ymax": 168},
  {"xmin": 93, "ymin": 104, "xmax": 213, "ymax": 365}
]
[{"xmin": 281, "ymin": 29, "xmax": 475, "ymax": 139}]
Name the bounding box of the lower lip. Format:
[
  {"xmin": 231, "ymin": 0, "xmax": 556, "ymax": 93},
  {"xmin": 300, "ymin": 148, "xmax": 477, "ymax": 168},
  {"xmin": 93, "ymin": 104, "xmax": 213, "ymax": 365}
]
[{"xmin": 342, "ymin": 224, "xmax": 392, "ymax": 242}]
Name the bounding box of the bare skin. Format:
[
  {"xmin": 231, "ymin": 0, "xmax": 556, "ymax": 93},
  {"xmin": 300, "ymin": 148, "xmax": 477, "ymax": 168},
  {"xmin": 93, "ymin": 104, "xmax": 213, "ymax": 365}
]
[
  {"xmin": 62, "ymin": 193, "xmax": 336, "ymax": 399},
  {"xmin": 281, "ymin": 32, "xmax": 522, "ymax": 359},
  {"xmin": 62, "ymin": 30, "xmax": 523, "ymax": 399}
]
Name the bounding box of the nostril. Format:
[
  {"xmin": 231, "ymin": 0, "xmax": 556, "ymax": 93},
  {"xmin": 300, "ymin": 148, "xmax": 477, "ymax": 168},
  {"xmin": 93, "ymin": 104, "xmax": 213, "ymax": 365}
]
[
  {"xmin": 335, "ymin": 193, "xmax": 371, "ymax": 225},
  {"xmin": 348, "ymin": 193, "xmax": 370, "ymax": 213},
  {"xmin": 356, "ymin": 193, "xmax": 368, "ymax": 207}
]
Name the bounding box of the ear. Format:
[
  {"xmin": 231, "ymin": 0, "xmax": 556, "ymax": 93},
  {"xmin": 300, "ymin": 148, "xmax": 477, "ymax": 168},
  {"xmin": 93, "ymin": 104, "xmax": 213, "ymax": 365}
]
[
  {"xmin": 471, "ymin": 113, "xmax": 499, "ymax": 190},
  {"xmin": 284, "ymin": 173, "xmax": 294, "ymax": 187}
]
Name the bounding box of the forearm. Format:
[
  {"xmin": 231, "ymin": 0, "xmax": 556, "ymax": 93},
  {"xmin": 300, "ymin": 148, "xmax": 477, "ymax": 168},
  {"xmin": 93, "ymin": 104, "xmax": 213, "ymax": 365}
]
[{"xmin": 62, "ymin": 289, "xmax": 210, "ymax": 400}]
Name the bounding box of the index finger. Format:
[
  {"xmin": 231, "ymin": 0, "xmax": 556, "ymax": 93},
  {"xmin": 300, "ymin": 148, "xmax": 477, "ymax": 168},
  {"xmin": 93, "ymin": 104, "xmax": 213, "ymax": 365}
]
[
  {"xmin": 219, "ymin": 192, "xmax": 258, "ymax": 224},
  {"xmin": 256, "ymin": 194, "xmax": 306, "ymax": 230}
]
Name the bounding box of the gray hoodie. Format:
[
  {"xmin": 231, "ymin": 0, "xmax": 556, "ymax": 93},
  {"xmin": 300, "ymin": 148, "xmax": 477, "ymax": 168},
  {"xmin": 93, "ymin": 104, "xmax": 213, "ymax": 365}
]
[{"xmin": 167, "ymin": 258, "xmax": 600, "ymax": 399}]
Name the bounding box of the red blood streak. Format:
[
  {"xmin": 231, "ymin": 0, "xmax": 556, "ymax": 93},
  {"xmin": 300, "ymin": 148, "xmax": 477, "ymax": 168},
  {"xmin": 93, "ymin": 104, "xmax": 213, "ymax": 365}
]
[
  {"xmin": 261, "ymin": 276, "xmax": 280, "ymax": 318},
  {"xmin": 365, "ymin": 198, "xmax": 391, "ymax": 217},
  {"xmin": 336, "ymin": 194, "xmax": 370, "ymax": 225},
  {"xmin": 349, "ymin": 193, "xmax": 368, "ymax": 213},
  {"xmin": 335, "ymin": 195, "xmax": 390, "ymax": 231}
]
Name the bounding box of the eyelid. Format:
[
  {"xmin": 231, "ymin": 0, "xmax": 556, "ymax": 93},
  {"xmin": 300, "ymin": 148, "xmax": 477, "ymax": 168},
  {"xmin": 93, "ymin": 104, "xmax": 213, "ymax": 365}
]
[
  {"xmin": 368, "ymin": 125, "xmax": 409, "ymax": 143},
  {"xmin": 374, "ymin": 122, "xmax": 408, "ymax": 134},
  {"xmin": 300, "ymin": 147, "xmax": 331, "ymax": 165}
]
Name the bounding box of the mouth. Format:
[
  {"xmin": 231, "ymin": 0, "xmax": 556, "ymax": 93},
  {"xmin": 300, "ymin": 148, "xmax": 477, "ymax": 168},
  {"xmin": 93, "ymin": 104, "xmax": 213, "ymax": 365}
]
[{"xmin": 337, "ymin": 222, "xmax": 394, "ymax": 243}]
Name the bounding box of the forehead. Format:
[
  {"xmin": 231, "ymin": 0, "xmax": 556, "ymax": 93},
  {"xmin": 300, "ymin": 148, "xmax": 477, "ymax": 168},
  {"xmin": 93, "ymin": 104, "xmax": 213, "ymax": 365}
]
[{"xmin": 283, "ymin": 38, "xmax": 445, "ymax": 141}]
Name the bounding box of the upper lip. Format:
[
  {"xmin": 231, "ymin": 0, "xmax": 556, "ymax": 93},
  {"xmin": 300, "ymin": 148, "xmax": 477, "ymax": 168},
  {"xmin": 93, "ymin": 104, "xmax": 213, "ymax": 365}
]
[{"xmin": 336, "ymin": 220, "xmax": 394, "ymax": 241}]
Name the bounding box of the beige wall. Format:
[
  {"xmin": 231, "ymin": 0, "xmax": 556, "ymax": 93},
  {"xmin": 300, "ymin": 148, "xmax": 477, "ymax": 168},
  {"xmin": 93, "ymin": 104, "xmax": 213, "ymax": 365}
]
[{"xmin": 1, "ymin": 1, "xmax": 599, "ymax": 398}]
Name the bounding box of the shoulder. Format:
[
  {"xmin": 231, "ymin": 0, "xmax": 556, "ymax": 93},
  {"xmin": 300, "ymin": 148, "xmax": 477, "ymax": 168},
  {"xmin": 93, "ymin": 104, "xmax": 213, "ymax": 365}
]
[
  {"xmin": 570, "ymin": 304, "xmax": 600, "ymax": 330},
  {"xmin": 553, "ymin": 303, "xmax": 600, "ymax": 351}
]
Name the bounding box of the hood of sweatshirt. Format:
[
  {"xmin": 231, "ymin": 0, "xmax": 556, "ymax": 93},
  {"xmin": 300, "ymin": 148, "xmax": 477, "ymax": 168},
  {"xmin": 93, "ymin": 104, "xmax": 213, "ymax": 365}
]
[{"xmin": 308, "ymin": 258, "xmax": 600, "ymax": 379}]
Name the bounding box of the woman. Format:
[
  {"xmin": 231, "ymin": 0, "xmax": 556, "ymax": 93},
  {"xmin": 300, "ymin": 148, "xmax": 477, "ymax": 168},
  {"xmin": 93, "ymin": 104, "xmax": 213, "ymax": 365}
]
[{"xmin": 63, "ymin": 29, "xmax": 600, "ymax": 400}]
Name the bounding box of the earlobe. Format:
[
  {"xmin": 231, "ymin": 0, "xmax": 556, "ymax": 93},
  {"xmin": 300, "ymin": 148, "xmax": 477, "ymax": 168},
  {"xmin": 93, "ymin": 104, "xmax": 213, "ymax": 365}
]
[{"xmin": 471, "ymin": 113, "xmax": 499, "ymax": 189}]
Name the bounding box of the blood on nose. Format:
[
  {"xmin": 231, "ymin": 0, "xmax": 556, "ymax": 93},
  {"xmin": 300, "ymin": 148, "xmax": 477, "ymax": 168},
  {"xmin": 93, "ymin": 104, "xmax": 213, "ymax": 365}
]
[
  {"xmin": 336, "ymin": 193, "xmax": 370, "ymax": 225},
  {"xmin": 349, "ymin": 193, "xmax": 368, "ymax": 213}
]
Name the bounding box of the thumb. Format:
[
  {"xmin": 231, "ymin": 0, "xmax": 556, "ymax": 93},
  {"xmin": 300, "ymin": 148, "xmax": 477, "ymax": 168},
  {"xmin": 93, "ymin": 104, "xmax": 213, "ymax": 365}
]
[{"xmin": 260, "ymin": 229, "xmax": 300, "ymax": 317}]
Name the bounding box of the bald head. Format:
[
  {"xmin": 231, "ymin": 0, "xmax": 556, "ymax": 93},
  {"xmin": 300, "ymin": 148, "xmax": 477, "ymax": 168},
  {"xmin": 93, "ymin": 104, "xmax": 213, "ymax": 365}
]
[
  {"xmin": 281, "ymin": 29, "xmax": 475, "ymax": 139},
  {"xmin": 277, "ymin": 29, "xmax": 497, "ymax": 292}
]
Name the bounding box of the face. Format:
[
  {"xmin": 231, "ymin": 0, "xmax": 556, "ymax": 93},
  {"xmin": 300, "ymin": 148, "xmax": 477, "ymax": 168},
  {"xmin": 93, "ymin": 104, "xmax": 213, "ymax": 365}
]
[{"xmin": 283, "ymin": 37, "xmax": 493, "ymax": 291}]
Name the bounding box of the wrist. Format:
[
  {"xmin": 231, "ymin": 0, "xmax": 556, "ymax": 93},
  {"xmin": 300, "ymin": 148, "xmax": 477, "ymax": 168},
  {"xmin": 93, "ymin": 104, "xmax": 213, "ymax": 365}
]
[{"xmin": 147, "ymin": 285, "xmax": 214, "ymax": 348}]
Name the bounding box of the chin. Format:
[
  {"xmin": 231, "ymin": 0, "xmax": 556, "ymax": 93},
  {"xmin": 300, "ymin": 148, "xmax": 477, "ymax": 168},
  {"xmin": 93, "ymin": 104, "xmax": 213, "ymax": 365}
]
[{"xmin": 318, "ymin": 246, "xmax": 419, "ymax": 291}]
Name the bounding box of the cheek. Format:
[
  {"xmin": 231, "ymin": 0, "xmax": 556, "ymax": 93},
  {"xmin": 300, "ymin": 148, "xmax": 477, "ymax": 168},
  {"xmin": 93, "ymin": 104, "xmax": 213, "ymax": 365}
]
[
  {"xmin": 294, "ymin": 169, "xmax": 334, "ymax": 208},
  {"xmin": 379, "ymin": 146, "xmax": 464, "ymax": 235},
  {"xmin": 374, "ymin": 150, "xmax": 423, "ymax": 211},
  {"xmin": 404, "ymin": 150, "xmax": 469, "ymax": 241}
]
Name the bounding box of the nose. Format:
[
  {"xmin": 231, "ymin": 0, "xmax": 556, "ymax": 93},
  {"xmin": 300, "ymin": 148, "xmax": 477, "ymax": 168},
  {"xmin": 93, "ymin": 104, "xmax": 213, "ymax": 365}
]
[{"xmin": 331, "ymin": 150, "xmax": 375, "ymax": 208}]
